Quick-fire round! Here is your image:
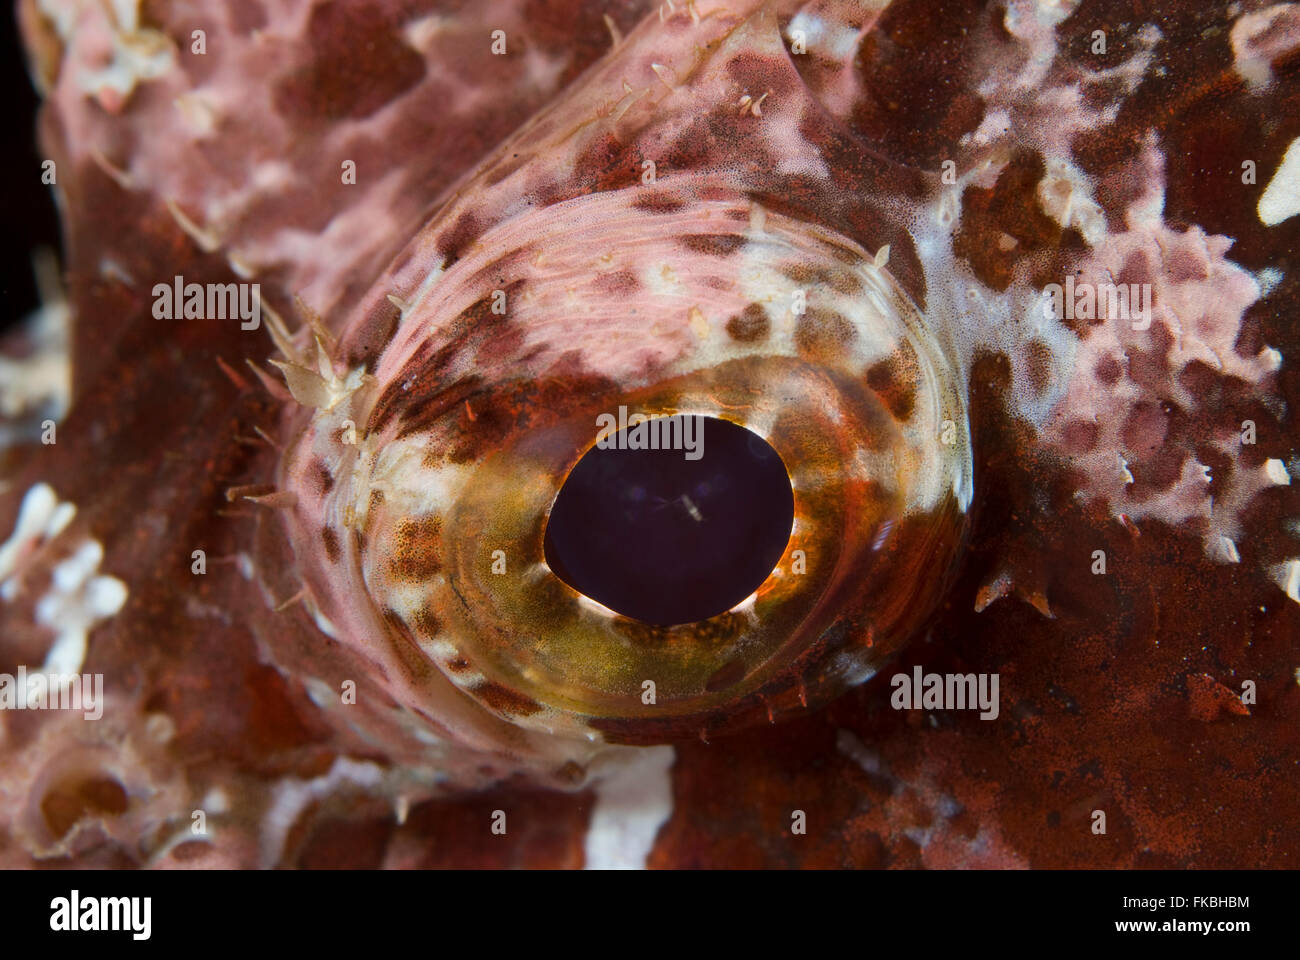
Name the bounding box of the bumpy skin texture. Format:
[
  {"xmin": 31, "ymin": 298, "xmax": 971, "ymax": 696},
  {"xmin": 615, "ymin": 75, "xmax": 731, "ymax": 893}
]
[{"xmin": 1, "ymin": 0, "xmax": 1298, "ymax": 867}]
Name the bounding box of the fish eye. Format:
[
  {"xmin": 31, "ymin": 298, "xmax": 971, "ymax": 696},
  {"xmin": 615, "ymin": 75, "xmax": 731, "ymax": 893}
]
[{"xmin": 268, "ymin": 189, "xmax": 974, "ymax": 753}]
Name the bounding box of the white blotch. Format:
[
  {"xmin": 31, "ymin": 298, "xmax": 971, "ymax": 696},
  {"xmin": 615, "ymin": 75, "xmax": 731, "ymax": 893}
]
[
  {"xmin": 575, "ymin": 592, "xmax": 621, "ymax": 619},
  {"xmin": 583, "ymin": 745, "xmax": 675, "ymax": 870},
  {"xmin": 202, "ymin": 787, "xmax": 231, "ymax": 815},
  {"xmin": 304, "ymin": 597, "xmax": 339, "ymax": 640},
  {"xmin": 1213, "ymin": 536, "xmax": 1241, "ymax": 564},
  {"xmin": 1273, "ymin": 558, "xmax": 1300, "ymax": 604},
  {"xmin": 0, "ymin": 483, "xmax": 76, "ymax": 597},
  {"xmin": 1259, "ymin": 137, "xmax": 1300, "ymax": 226},
  {"xmin": 787, "ymin": 11, "xmax": 862, "ymax": 60},
  {"xmin": 1255, "ymin": 266, "xmax": 1284, "ymax": 297},
  {"xmin": 1231, "ymin": 4, "xmax": 1300, "ymax": 93},
  {"xmin": 1000, "ymin": 0, "xmax": 1083, "ymax": 90},
  {"xmin": 1, "ymin": 485, "xmax": 125, "ymax": 696},
  {"xmin": 173, "ymin": 91, "xmax": 218, "ymax": 136},
  {"xmin": 145, "ymin": 711, "xmax": 176, "ymax": 742},
  {"xmin": 833, "ymin": 652, "xmax": 879, "ymax": 687},
  {"xmin": 35, "ymin": 539, "xmax": 128, "ymax": 675},
  {"xmin": 303, "ymin": 677, "xmax": 336, "ymax": 708},
  {"xmin": 1119, "ymin": 455, "xmax": 1135, "ymax": 486},
  {"xmin": 836, "ymin": 728, "xmax": 885, "ymax": 776},
  {"xmin": 260, "ymin": 757, "xmax": 387, "ymax": 867},
  {"xmin": 444, "ymin": 669, "xmax": 488, "ymax": 690},
  {"xmin": 403, "ymin": 14, "xmax": 447, "ymax": 52},
  {"xmin": 365, "ymin": 439, "xmax": 473, "ymax": 520},
  {"xmin": 0, "ymin": 256, "xmax": 70, "ymax": 447},
  {"xmin": 643, "ymin": 261, "xmax": 686, "ymax": 298},
  {"xmin": 1264, "ymin": 458, "xmax": 1291, "ymax": 485},
  {"xmin": 73, "ymin": 15, "xmax": 176, "ymax": 108},
  {"xmin": 1037, "ymin": 157, "xmax": 1107, "ymax": 245}
]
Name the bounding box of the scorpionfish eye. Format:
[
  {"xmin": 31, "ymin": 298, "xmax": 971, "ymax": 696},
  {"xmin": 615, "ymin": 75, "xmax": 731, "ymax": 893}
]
[{"xmin": 250, "ymin": 1, "xmax": 973, "ymax": 785}]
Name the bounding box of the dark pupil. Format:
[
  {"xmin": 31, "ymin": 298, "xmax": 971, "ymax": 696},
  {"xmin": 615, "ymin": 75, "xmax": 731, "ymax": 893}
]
[{"xmin": 543, "ymin": 415, "xmax": 794, "ymax": 626}]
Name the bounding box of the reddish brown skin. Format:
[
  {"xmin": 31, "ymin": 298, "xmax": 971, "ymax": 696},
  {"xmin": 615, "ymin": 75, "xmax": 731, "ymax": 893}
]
[{"xmin": 3, "ymin": 0, "xmax": 1299, "ymax": 867}]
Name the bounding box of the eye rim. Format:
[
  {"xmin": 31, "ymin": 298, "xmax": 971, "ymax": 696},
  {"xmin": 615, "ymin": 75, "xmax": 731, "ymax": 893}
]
[{"xmin": 270, "ymin": 191, "xmax": 974, "ymax": 747}]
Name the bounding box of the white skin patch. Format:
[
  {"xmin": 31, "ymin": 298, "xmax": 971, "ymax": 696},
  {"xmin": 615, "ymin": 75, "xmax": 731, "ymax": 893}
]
[
  {"xmin": 1214, "ymin": 536, "xmax": 1241, "ymax": 565},
  {"xmin": 1258, "ymin": 137, "xmax": 1300, "ymax": 226},
  {"xmin": 583, "ymin": 745, "xmax": 676, "ymax": 869},
  {"xmin": 1264, "ymin": 458, "xmax": 1292, "ymax": 486},
  {"xmin": 1274, "ymin": 558, "xmax": 1300, "ymax": 605},
  {"xmin": 0, "ymin": 483, "xmax": 76, "ymax": 594},
  {"xmin": 36, "ymin": 540, "xmax": 128, "ymax": 675},
  {"xmin": 260, "ymin": 757, "xmax": 387, "ymax": 868},
  {"xmin": 0, "ymin": 484, "xmax": 127, "ymax": 677},
  {"xmin": 1231, "ymin": 4, "xmax": 1300, "ymax": 93},
  {"xmin": 0, "ymin": 254, "xmax": 70, "ymax": 449},
  {"xmin": 67, "ymin": 4, "xmax": 176, "ymax": 111},
  {"xmin": 836, "ymin": 728, "xmax": 1026, "ymax": 866},
  {"xmin": 788, "ymin": 11, "xmax": 860, "ymax": 61}
]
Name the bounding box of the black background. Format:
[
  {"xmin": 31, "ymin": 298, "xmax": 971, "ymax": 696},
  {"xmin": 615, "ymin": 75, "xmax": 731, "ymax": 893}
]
[
  {"xmin": 0, "ymin": 868, "xmax": 1279, "ymax": 947},
  {"xmin": 1, "ymin": 6, "xmax": 62, "ymax": 334}
]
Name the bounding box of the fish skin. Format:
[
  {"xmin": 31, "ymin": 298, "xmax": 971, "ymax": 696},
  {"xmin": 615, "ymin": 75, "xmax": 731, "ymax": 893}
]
[{"xmin": 1, "ymin": 0, "xmax": 1298, "ymax": 868}]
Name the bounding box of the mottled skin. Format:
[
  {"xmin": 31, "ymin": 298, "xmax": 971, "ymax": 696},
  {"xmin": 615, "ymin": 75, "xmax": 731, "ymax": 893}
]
[{"xmin": 2, "ymin": 0, "xmax": 1298, "ymax": 867}]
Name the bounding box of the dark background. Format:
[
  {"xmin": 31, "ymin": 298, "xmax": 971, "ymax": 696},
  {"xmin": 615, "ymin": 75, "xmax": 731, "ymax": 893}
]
[{"xmin": 1, "ymin": 6, "xmax": 62, "ymax": 334}]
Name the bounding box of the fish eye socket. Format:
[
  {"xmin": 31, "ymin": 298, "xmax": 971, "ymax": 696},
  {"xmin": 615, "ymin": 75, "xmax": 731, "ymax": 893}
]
[
  {"xmin": 542, "ymin": 415, "xmax": 795, "ymax": 627},
  {"xmin": 271, "ymin": 194, "xmax": 974, "ymax": 751}
]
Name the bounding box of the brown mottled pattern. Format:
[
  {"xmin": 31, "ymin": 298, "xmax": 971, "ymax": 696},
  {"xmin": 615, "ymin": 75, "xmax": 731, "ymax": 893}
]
[
  {"xmin": 590, "ymin": 268, "xmax": 641, "ymax": 296},
  {"xmin": 273, "ymin": 2, "xmax": 427, "ymax": 120},
  {"xmin": 476, "ymin": 683, "xmax": 544, "ymax": 718},
  {"xmin": 382, "ymin": 608, "xmax": 438, "ymax": 682},
  {"xmin": 680, "ymin": 233, "xmax": 748, "ymax": 256},
  {"xmin": 313, "ymin": 460, "xmax": 335, "ymax": 495},
  {"xmin": 954, "ymin": 149, "xmax": 1086, "ymax": 294},
  {"xmin": 411, "ymin": 605, "xmax": 441, "ymax": 637},
  {"xmin": 866, "ymin": 351, "xmax": 919, "ymax": 422},
  {"xmin": 632, "ymin": 191, "xmax": 689, "ymax": 213},
  {"xmin": 794, "ymin": 308, "xmax": 858, "ymax": 363},
  {"xmin": 321, "ymin": 526, "xmax": 342, "ymax": 564},
  {"xmin": 725, "ymin": 303, "xmax": 771, "ymax": 343},
  {"xmin": 389, "ymin": 516, "xmax": 443, "ymax": 581}
]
